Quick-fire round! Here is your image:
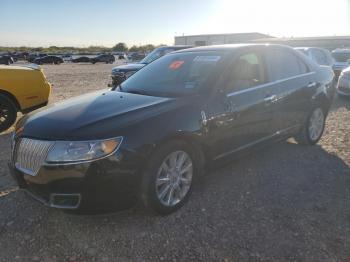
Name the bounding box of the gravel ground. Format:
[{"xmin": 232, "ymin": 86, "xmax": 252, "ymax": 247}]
[{"xmin": 0, "ymin": 63, "xmax": 349, "ymax": 261}]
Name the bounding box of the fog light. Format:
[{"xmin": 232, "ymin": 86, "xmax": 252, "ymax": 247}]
[{"xmin": 50, "ymin": 193, "xmax": 81, "ymax": 209}]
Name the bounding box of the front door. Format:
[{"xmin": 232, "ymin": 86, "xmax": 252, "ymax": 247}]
[{"xmin": 206, "ymin": 49, "xmax": 278, "ymax": 159}]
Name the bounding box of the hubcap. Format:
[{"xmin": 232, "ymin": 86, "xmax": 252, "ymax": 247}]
[
  {"xmin": 0, "ymin": 106, "xmax": 9, "ymax": 125},
  {"xmin": 155, "ymin": 150, "xmax": 193, "ymax": 207},
  {"xmin": 308, "ymin": 108, "xmax": 324, "ymax": 141}
]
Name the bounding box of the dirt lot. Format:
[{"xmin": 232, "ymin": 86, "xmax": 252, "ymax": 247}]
[{"xmin": 0, "ymin": 63, "xmax": 350, "ymax": 261}]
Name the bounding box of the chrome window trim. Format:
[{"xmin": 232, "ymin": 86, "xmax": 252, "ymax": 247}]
[{"xmin": 226, "ymin": 72, "xmax": 315, "ymax": 97}]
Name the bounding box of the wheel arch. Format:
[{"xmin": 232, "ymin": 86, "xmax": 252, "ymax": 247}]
[
  {"xmin": 0, "ymin": 89, "xmax": 21, "ymax": 111},
  {"xmin": 313, "ymin": 92, "xmax": 332, "ymax": 116},
  {"xmin": 157, "ymin": 132, "xmax": 207, "ymax": 173}
]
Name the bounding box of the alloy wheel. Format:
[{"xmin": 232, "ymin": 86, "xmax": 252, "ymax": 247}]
[
  {"xmin": 308, "ymin": 108, "xmax": 325, "ymax": 141},
  {"xmin": 155, "ymin": 150, "xmax": 193, "ymax": 207},
  {"xmin": 0, "ymin": 105, "xmax": 10, "ymax": 128}
]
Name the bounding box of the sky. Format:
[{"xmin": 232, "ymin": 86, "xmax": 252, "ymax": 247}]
[{"xmin": 1, "ymin": 0, "xmax": 350, "ymax": 47}]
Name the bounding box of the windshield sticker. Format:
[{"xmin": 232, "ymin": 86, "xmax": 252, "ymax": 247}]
[
  {"xmin": 193, "ymin": 56, "xmax": 221, "ymax": 63},
  {"xmin": 169, "ymin": 60, "xmax": 185, "ymax": 70}
]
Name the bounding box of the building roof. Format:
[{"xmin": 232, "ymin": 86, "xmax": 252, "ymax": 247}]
[
  {"xmin": 254, "ymin": 35, "xmax": 350, "ymax": 42},
  {"xmin": 175, "ymin": 32, "xmax": 272, "ymax": 39}
]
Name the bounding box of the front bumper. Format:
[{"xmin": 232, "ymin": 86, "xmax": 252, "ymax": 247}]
[{"xmin": 9, "ymin": 155, "xmax": 141, "ymax": 211}]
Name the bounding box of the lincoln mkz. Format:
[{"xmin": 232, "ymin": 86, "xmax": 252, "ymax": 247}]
[{"xmin": 10, "ymin": 44, "xmax": 335, "ymax": 214}]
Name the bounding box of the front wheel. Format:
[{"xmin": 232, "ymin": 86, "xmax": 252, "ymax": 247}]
[
  {"xmin": 0, "ymin": 94, "xmax": 17, "ymax": 133},
  {"xmin": 295, "ymin": 107, "xmax": 326, "ymax": 145},
  {"xmin": 141, "ymin": 141, "xmax": 198, "ymax": 214}
]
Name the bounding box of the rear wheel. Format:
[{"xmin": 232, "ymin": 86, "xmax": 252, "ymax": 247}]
[
  {"xmin": 141, "ymin": 140, "xmax": 198, "ymax": 214},
  {"xmin": 295, "ymin": 107, "xmax": 326, "ymax": 145},
  {"xmin": 0, "ymin": 94, "xmax": 17, "ymax": 133}
]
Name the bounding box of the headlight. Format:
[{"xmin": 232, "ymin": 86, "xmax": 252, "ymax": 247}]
[{"xmin": 46, "ymin": 137, "xmax": 123, "ymax": 163}]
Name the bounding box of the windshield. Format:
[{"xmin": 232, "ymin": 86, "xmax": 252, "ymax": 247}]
[
  {"xmin": 140, "ymin": 49, "xmax": 165, "ymax": 64},
  {"xmin": 120, "ymin": 51, "xmax": 226, "ymax": 97},
  {"xmin": 332, "ymin": 52, "xmax": 350, "ymax": 62}
]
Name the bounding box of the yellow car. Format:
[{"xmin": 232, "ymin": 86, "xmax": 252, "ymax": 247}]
[{"xmin": 0, "ymin": 64, "xmax": 51, "ymax": 132}]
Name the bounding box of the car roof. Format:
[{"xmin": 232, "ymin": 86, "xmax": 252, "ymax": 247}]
[
  {"xmin": 332, "ymin": 49, "xmax": 350, "ymax": 54},
  {"xmin": 172, "ymin": 43, "xmax": 293, "ymax": 53},
  {"xmin": 156, "ymin": 45, "xmax": 193, "ymax": 51},
  {"xmin": 295, "ymin": 47, "xmax": 331, "ymax": 53}
]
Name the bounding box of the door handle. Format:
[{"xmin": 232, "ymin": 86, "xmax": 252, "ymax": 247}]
[
  {"xmin": 307, "ymin": 82, "xmax": 317, "ymax": 88},
  {"xmin": 264, "ymin": 94, "xmax": 277, "ymax": 102}
]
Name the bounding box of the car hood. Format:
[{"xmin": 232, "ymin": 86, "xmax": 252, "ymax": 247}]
[
  {"xmin": 112, "ymin": 63, "xmax": 146, "ymax": 72},
  {"xmin": 18, "ymin": 90, "xmax": 176, "ymax": 140}
]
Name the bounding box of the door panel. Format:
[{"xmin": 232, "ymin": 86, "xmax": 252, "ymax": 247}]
[
  {"xmin": 273, "ymin": 73, "xmax": 316, "ymax": 132},
  {"xmin": 263, "ymin": 47, "xmax": 315, "ymax": 133},
  {"xmin": 206, "ymin": 84, "xmax": 277, "ymax": 158}
]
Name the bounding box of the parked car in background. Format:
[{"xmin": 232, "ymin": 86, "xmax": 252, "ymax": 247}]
[
  {"xmin": 61, "ymin": 54, "xmax": 73, "ymax": 62},
  {"xmin": 34, "ymin": 55, "xmax": 64, "ymax": 65},
  {"xmin": 295, "ymin": 47, "xmax": 334, "ymax": 67},
  {"xmin": 0, "ymin": 55, "xmax": 14, "ymax": 65},
  {"xmin": 332, "ymin": 49, "xmax": 350, "ymax": 79},
  {"xmin": 10, "ymin": 44, "xmax": 335, "ymax": 214},
  {"xmin": 27, "ymin": 53, "xmax": 47, "ymax": 63},
  {"xmin": 118, "ymin": 53, "xmax": 127, "ymax": 59},
  {"xmin": 337, "ymin": 66, "xmax": 350, "ymax": 97},
  {"xmin": 90, "ymin": 54, "xmax": 115, "ymax": 64},
  {"xmin": 128, "ymin": 52, "xmax": 146, "ymax": 61},
  {"xmin": 72, "ymin": 56, "xmax": 91, "ymax": 63},
  {"xmin": 0, "ymin": 64, "xmax": 51, "ymax": 132},
  {"xmin": 111, "ymin": 45, "xmax": 192, "ymax": 86}
]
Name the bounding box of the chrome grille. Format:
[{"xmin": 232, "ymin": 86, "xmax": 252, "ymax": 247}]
[{"xmin": 13, "ymin": 138, "xmax": 54, "ymax": 176}]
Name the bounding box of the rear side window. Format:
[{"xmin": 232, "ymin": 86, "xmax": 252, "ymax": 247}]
[{"xmin": 265, "ymin": 49, "xmax": 308, "ymax": 81}]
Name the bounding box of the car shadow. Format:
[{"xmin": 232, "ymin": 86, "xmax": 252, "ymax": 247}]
[{"xmin": 1, "ymin": 138, "xmax": 350, "ymax": 260}]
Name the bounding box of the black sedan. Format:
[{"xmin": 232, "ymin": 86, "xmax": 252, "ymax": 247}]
[
  {"xmin": 10, "ymin": 44, "xmax": 335, "ymax": 214},
  {"xmin": 90, "ymin": 54, "xmax": 115, "ymax": 64},
  {"xmin": 34, "ymin": 55, "xmax": 63, "ymax": 65},
  {"xmin": 0, "ymin": 55, "xmax": 14, "ymax": 65},
  {"xmin": 72, "ymin": 56, "xmax": 91, "ymax": 63}
]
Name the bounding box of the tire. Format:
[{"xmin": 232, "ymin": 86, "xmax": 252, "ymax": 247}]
[
  {"xmin": 141, "ymin": 140, "xmax": 200, "ymax": 215},
  {"xmin": 295, "ymin": 107, "xmax": 326, "ymax": 145},
  {"xmin": 0, "ymin": 94, "xmax": 17, "ymax": 133}
]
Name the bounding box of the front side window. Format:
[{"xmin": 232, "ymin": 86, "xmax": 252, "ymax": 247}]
[
  {"xmin": 312, "ymin": 49, "xmax": 328, "ymax": 65},
  {"xmin": 225, "ymin": 52, "xmax": 266, "ymax": 92},
  {"xmin": 121, "ymin": 51, "xmax": 225, "ymax": 97},
  {"xmin": 265, "ymin": 49, "xmax": 308, "ymax": 81}
]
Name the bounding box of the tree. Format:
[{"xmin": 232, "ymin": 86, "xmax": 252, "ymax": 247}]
[
  {"xmin": 112, "ymin": 42, "xmax": 128, "ymax": 52},
  {"xmin": 129, "ymin": 45, "xmax": 139, "ymax": 52}
]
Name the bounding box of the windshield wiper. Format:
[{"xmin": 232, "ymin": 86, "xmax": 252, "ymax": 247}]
[{"xmin": 126, "ymin": 90, "xmax": 151, "ymax": 96}]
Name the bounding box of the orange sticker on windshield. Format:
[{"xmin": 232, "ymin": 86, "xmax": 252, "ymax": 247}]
[{"xmin": 169, "ymin": 60, "xmax": 184, "ymax": 70}]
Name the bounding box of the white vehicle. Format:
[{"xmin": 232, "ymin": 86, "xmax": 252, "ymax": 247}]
[
  {"xmin": 61, "ymin": 54, "xmax": 73, "ymax": 62},
  {"xmin": 331, "ymin": 49, "xmax": 350, "ymax": 79},
  {"xmin": 295, "ymin": 47, "xmax": 334, "ymax": 67},
  {"xmin": 337, "ymin": 66, "xmax": 350, "ymax": 96}
]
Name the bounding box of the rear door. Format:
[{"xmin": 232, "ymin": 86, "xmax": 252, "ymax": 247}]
[{"xmin": 263, "ymin": 47, "xmax": 315, "ymax": 133}]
